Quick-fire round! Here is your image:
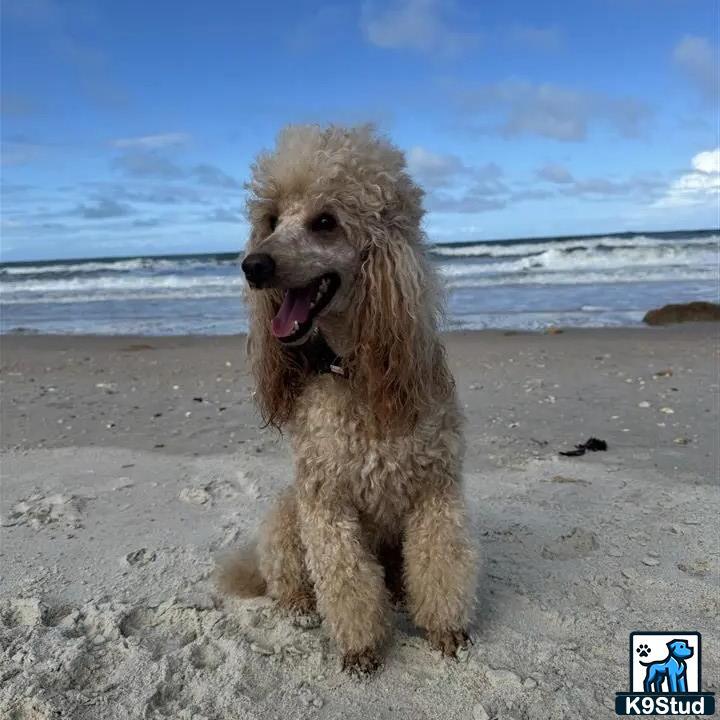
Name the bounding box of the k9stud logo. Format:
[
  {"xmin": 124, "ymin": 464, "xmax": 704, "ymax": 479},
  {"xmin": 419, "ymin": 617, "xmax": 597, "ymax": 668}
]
[{"xmin": 615, "ymin": 632, "xmax": 715, "ymax": 716}]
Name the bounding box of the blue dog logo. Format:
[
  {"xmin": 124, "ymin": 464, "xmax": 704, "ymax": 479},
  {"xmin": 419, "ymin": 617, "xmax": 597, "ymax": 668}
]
[
  {"xmin": 640, "ymin": 639, "xmax": 693, "ymax": 693},
  {"xmin": 615, "ymin": 631, "xmax": 716, "ymax": 716}
]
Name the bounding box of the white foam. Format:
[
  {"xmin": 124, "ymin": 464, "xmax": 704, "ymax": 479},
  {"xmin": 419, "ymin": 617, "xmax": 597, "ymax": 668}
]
[
  {"xmin": 438, "ymin": 245, "xmax": 715, "ymax": 279},
  {"xmin": 0, "ymin": 273, "xmax": 244, "ymax": 299},
  {"xmin": 430, "ymin": 233, "xmax": 719, "ymax": 258},
  {"xmin": 0, "ymin": 289, "xmax": 243, "ymax": 305},
  {"xmin": 1, "ymin": 233, "xmax": 717, "ymax": 333},
  {"xmin": 1, "ymin": 259, "xmax": 148, "ymax": 275},
  {"xmin": 444, "ymin": 267, "xmax": 716, "ymax": 289},
  {"xmin": 0, "ymin": 256, "xmax": 238, "ymax": 276}
]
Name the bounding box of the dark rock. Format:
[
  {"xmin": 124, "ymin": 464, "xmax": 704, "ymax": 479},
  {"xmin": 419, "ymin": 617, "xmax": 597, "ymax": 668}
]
[{"xmin": 643, "ymin": 301, "xmax": 720, "ymax": 325}]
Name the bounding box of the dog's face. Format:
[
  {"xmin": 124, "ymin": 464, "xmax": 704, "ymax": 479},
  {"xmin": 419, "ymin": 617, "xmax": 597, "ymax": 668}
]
[
  {"xmin": 241, "ymin": 125, "xmax": 452, "ymax": 431},
  {"xmin": 667, "ymin": 640, "xmax": 693, "ymax": 660},
  {"xmin": 242, "ymin": 197, "xmax": 363, "ymax": 346}
]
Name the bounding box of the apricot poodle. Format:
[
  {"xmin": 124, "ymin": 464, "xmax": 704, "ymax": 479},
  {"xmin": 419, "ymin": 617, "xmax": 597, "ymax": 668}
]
[{"xmin": 221, "ymin": 124, "xmax": 477, "ymax": 674}]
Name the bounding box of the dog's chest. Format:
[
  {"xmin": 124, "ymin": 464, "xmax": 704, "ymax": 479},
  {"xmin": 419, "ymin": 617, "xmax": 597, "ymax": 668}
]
[{"xmin": 291, "ymin": 378, "xmax": 461, "ymax": 528}]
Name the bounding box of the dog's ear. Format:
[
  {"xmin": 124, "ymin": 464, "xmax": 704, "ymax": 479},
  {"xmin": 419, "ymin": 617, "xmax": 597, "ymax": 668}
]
[
  {"xmin": 348, "ymin": 231, "xmax": 453, "ymax": 433},
  {"xmin": 246, "ymin": 287, "xmax": 304, "ymax": 429}
]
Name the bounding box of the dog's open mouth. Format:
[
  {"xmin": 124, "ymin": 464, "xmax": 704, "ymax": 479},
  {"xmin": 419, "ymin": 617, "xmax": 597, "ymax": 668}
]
[{"xmin": 271, "ymin": 272, "xmax": 340, "ymax": 343}]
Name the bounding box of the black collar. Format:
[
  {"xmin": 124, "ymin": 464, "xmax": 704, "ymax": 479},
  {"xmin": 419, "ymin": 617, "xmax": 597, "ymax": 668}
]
[{"xmin": 295, "ymin": 330, "xmax": 347, "ymax": 378}]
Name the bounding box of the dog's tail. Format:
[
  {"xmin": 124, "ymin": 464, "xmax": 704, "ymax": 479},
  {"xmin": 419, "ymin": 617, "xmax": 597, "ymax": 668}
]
[{"xmin": 215, "ymin": 545, "xmax": 267, "ymax": 598}]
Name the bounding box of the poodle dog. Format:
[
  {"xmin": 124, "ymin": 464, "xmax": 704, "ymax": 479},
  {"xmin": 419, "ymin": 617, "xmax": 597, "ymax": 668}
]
[{"xmin": 221, "ymin": 125, "xmax": 477, "ymax": 674}]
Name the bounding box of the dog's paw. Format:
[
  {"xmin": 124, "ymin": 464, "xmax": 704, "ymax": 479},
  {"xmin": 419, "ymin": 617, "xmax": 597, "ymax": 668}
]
[
  {"xmin": 428, "ymin": 628, "xmax": 471, "ymax": 657},
  {"xmin": 277, "ymin": 592, "xmax": 322, "ymax": 628},
  {"xmin": 277, "ymin": 590, "xmax": 316, "ymax": 616},
  {"xmin": 636, "ymin": 643, "xmax": 651, "ymax": 658},
  {"xmin": 341, "ymin": 649, "xmax": 381, "ymax": 676}
]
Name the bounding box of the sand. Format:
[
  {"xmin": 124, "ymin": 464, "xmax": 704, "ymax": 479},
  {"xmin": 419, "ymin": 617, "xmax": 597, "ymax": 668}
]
[{"xmin": 1, "ymin": 327, "xmax": 718, "ymax": 719}]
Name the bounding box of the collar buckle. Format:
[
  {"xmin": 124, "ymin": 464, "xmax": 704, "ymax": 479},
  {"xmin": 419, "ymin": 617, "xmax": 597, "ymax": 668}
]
[
  {"xmin": 294, "ymin": 331, "xmax": 348, "ymax": 379},
  {"xmin": 329, "ymin": 363, "xmax": 347, "ymax": 377}
]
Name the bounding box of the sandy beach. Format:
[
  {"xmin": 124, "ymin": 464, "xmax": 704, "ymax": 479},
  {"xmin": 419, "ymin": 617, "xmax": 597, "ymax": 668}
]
[{"xmin": 1, "ymin": 326, "xmax": 718, "ymax": 719}]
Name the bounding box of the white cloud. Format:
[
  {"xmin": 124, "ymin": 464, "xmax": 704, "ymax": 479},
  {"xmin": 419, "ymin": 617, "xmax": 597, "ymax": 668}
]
[
  {"xmin": 409, "ymin": 146, "xmax": 667, "ymax": 214},
  {"xmin": 406, "ymin": 146, "xmax": 470, "ymax": 187},
  {"xmin": 537, "ymin": 163, "xmax": 574, "ymax": 184},
  {"xmin": 112, "ymin": 133, "xmax": 191, "ymax": 149},
  {"xmin": 460, "ymin": 80, "xmax": 651, "ymax": 141},
  {"xmin": 536, "ymin": 162, "xmax": 666, "ymax": 201},
  {"xmin": 693, "ymin": 148, "xmax": 720, "ymax": 175},
  {"xmin": 76, "ymin": 197, "xmax": 133, "ymax": 219},
  {"xmin": 111, "ymin": 146, "xmax": 239, "ymax": 188},
  {"xmin": 361, "ymin": 0, "xmax": 479, "ymax": 54},
  {"xmin": 656, "ymin": 148, "xmax": 720, "ymax": 207},
  {"xmin": 113, "ymin": 151, "xmax": 185, "ymax": 179},
  {"xmin": 405, "ymin": 146, "xmax": 508, "ymax": 212},
  {"xmin": 674, "ymin": 35, "xmax": 718, "ymax": 103},
  {"xmin": 190, "ymin": 163, "xmax": 240, "ymax": 189},
  {"xmin": 207, "ymin": 207, "xmax": 242, "ymax": 223}
]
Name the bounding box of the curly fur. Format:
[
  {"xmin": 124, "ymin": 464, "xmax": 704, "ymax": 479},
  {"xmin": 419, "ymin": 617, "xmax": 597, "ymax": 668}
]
[{"xmin": 221, "ymin": 125, "xmax": 478, "ymax": 672}]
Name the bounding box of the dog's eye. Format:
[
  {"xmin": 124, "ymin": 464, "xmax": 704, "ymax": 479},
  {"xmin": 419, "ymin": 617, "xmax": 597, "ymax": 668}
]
[
  {"xmin": 268, "ymin": 215, "xmax": 278, "ymax": 232},
  {"xmin": 310, "ymin": 213, "xmax": 337, "ymax": 233}
]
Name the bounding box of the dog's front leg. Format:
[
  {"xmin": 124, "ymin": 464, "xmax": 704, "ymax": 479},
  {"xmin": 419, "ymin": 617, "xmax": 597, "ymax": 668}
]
[
  {"xmin": 403, "ymin": 482, "xmax": 477, "ymax": 656},
  {"xmin": 643, "ymin": 671, "xmax": 654, "ymax": 693},
  {"xmin": 677, "ymin": 674, "xmax": 687, "ymax": 693},
  {"xmin": 299, "ymin": 498, "xmax": 390, "ymax": 673},
  {"xmin": 258, "ymin": 488, "xmax": 315, "ymax": 614}
]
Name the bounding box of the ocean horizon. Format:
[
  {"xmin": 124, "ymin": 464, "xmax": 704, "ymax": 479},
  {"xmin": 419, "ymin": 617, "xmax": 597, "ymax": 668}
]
[{"xmin": 1, "ymin": 228, "xmax": 717, "ymax": 335}]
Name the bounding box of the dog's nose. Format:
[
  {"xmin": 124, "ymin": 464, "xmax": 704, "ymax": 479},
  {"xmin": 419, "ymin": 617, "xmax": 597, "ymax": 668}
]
[{"xmin": 241, "ymin": 253, "xmax": 275, "ymax": 287}]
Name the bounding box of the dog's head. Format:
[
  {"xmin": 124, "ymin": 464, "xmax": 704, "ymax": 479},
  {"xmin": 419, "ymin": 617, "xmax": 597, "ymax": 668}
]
[
  {"xmin": 242, "ymin": 124, "xmax": 452, "ymax": 430},
  {"xmin": 667, "ymin": 640, "xmax": 693, "ymax": 660}
]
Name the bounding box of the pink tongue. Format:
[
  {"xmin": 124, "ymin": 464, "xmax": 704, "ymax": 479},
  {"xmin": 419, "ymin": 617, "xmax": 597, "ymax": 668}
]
[{"xmin": 271, "ymin": 286, "xmax": 315, "ymax": 338}]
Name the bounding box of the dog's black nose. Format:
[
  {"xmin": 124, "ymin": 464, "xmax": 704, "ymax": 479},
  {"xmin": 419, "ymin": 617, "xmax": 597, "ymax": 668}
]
[{"xmin": 241, "ymin": 253, "xmax": 275, "ymax": 287}]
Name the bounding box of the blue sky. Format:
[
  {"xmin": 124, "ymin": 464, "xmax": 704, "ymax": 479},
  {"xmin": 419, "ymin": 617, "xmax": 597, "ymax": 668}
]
[{"xmin": 1, "ymin": 0, "xmax": 718, "ymax": 261}]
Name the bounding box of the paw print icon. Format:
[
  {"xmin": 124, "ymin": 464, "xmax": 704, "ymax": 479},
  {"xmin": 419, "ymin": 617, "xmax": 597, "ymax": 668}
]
[{"xmin": 636, "ymin": 644, "xmax": 651, "ymax": 658}]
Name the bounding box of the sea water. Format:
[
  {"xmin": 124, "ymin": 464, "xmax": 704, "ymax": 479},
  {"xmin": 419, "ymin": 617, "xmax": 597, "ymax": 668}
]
[{"xmin": 1, "ymin": 230, "xmax": 717, "ymax": 334}]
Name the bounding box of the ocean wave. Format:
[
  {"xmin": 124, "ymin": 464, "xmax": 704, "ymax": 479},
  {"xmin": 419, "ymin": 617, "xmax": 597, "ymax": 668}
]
[
  {"xmin": 0, "ymin": 273, "xmax": 244, "ymax": 298},
  {"xmin": 444, "ymin": 267, "xmax": 716, "ymax": 289},
  {"xmin": 2, "ymin": 249, "xmax": 715, "ymax": 302},
  {"xmin": 446, "ymin": 310, "xmax": 647, "ymax": 330},
  {"xmin": 0, "ymin": 255, "xmax": 239, "ymax": 278},
  {"xmin": 1, "ymin": 259, "xmax": 149, "ymax": 276},
  {"xmin": 438, "ymin": 245, "xmax": 715, "ymax": 278},
  {"xmin": 2, "ymin": 267, "xmax": 715, "ymax": 304},
  {"xmin": 431, "ymin": 233, "xmax": 719, "ymax": 259},
  {"xmin": 515, "ymin": 244, "xmax": 715, "ymax": 273},
  {"xmin": 0, "ymin": 289, "xmax": 244, "ymax": 305},
  {"xmin": 1, "ymin": 234, "xmax": 717, "ymax": 324}
]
